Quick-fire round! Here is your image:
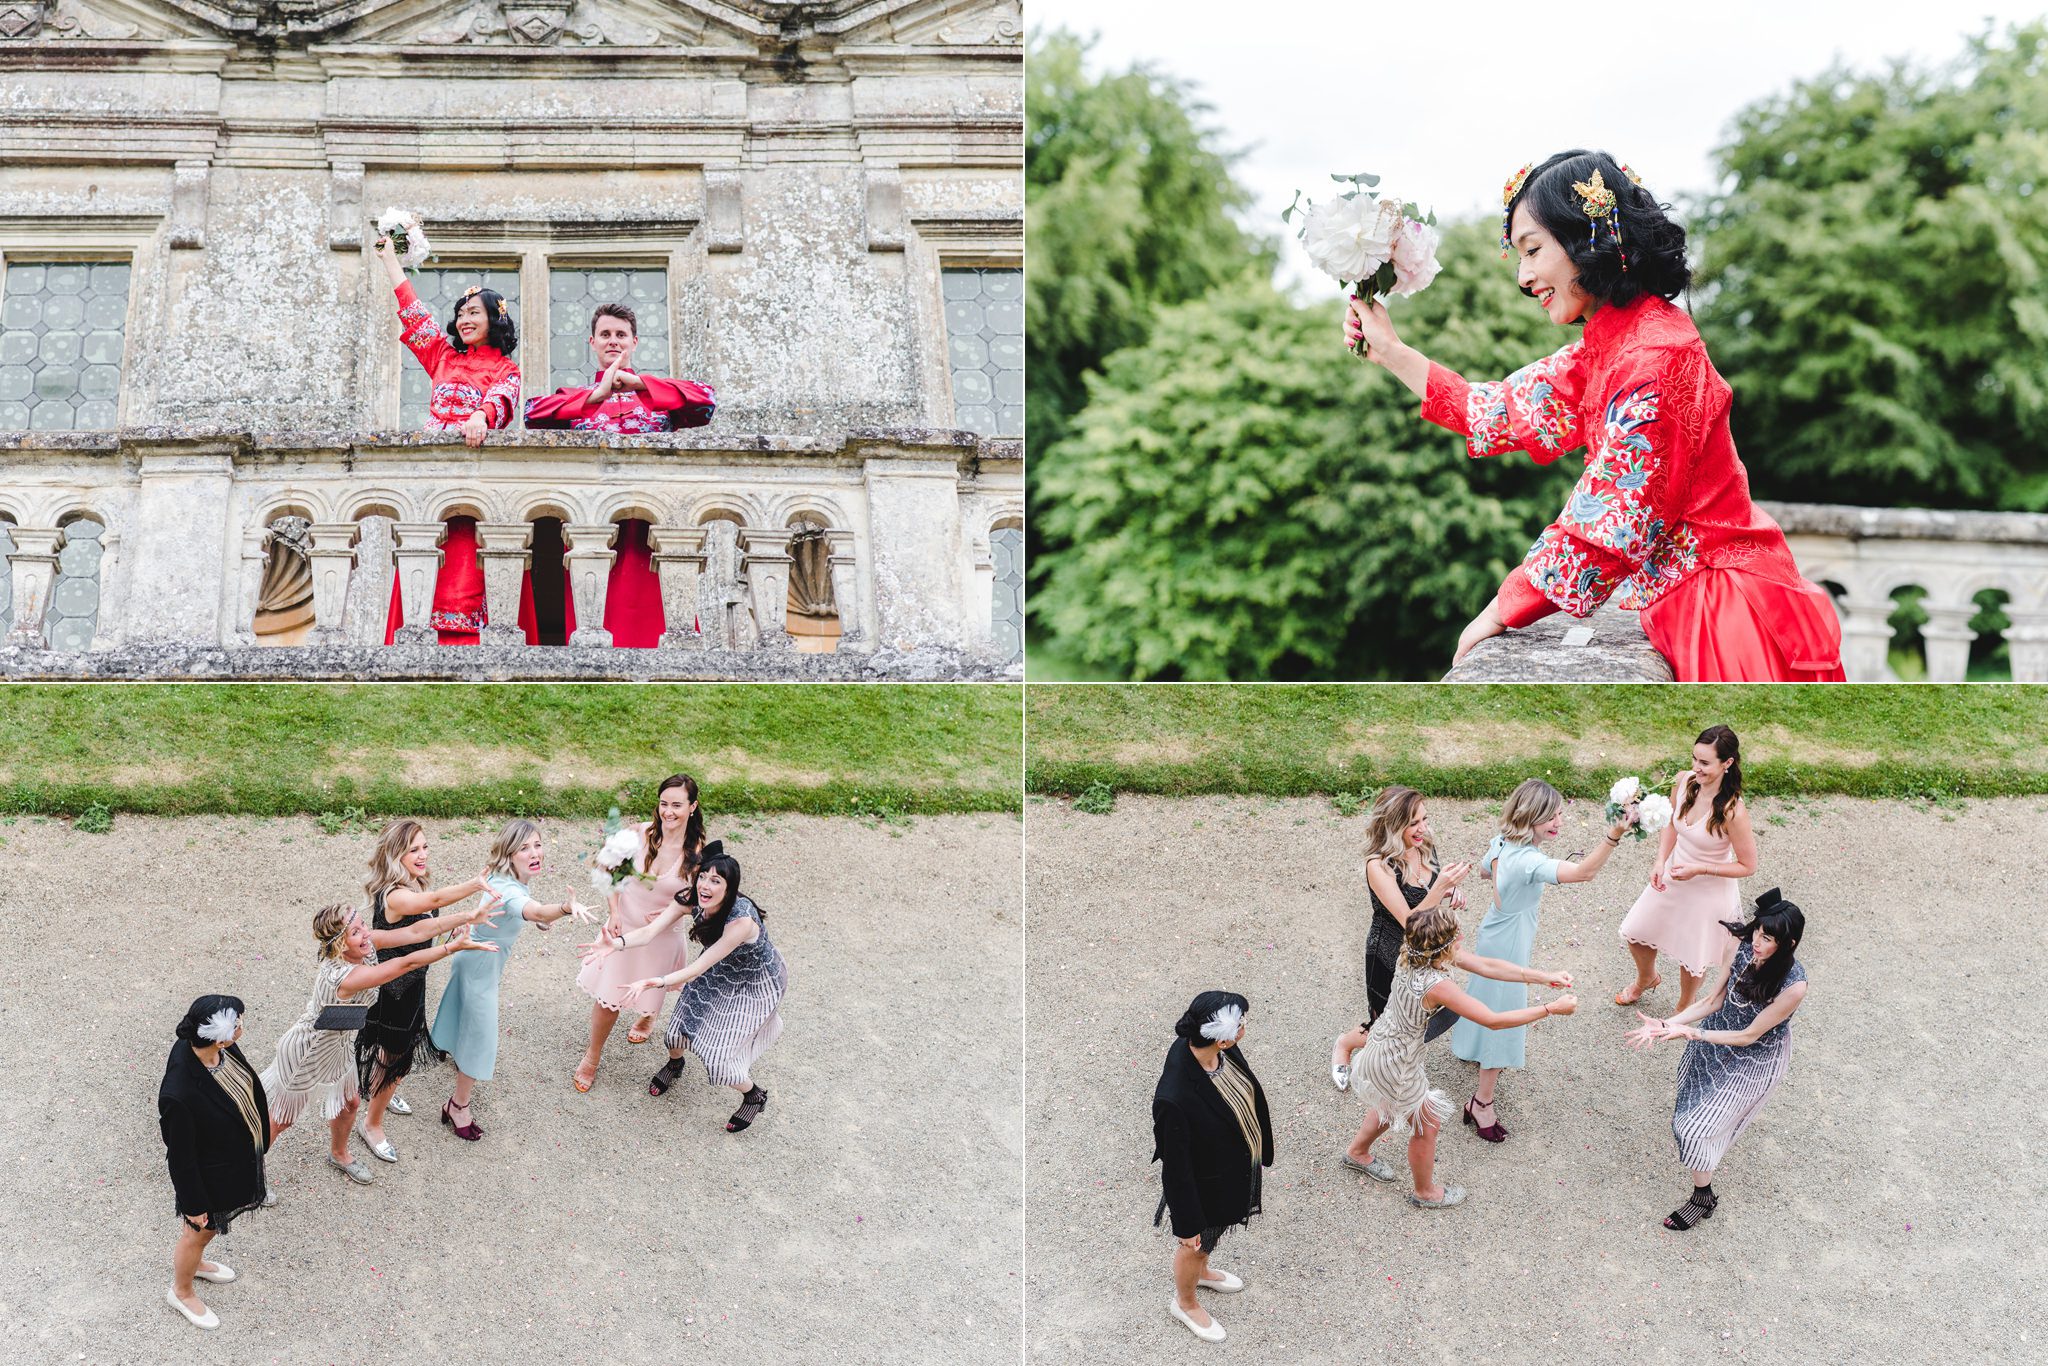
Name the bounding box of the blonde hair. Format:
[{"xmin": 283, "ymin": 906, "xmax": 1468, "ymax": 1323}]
[
  {"xmin": 1363, "ymin": 785, "xmax": 1438, "ymax": 879},
  {"xmin": 364, "ymin": 818, "xmax": 427, "ymax": 904},
  {"xmin": 312, "ymin": 903, "xmax": 353, "ymax": 960},
  {"xmin": 1498, "ymin": 778, "xmax": 1564, "ymax": 845},
  {"xmin": 485, "ymin": 818, "xmax": 543, "ymax": 881},
  {"xmin": 1402, "ymin": 903, "xmax": 1460, "ymax": 971}
]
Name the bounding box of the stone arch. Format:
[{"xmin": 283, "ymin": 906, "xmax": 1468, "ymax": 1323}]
[
  {"xmin": 514, "ymin": 491, "xmax": 578, "ymax": 525},
  {"xmin": 47, "ymin": 509, "xmax": 108, "ymax": 651},
  {"xmin": 339, "ymin": 487, "xmax": 413, "ymax": 524},
  {"xmin": 986, "ymin": 506, "xmax": 1024, "ymax": 666},
  {"xmin": 765, "ymin": 492, "xmax": 852, "ymax": 532},
  {"xmin": 425, "ymin": 486, "xmax": 497, "ymax": 524},
  {"xmin": 684, "ymin": 489, "xmax": 767, "ymax": 529},
  {"xmin": 596, "ymin": 491, "xmax": 670, "ymax": 527}
]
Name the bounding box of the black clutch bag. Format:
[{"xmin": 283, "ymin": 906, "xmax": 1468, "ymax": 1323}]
[
  {"xmin": 1423, "ymin": 1007, "xmax": 1455, "ymax": 1044},
  {"xmin": 313, "ymin": 1004, "xmax": 370, "ymax": 1032}
]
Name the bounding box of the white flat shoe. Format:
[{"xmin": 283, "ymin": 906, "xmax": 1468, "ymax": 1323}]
[
  {"xmin": 1406, "ymin": 1184, "xmax": 1468, "ymax": 1209},
  {"xmin": 1168, "ymin": 1298, "xmax": 1225, "ymax": 1343},
  {"xmin": 166, "ymin": 1287, "xmax": 218, "ymax": 1330},
  {"xmin": 1330, "ymin": 1037, "xmax": 1352, "ymax": 1091},
  {"xmin": 1195, "ymin": 1267, "xmax": 1244, "ymax": 1293},
  {"xmin": 193, "ymin": 1261, "xmax": 236, "ymax": 1284},
  {"xmin": 260, "ymin": 1187, "xmax": 278, "ymax": 1208},
  {"xmin": 325, "ymin": 1154, "xmax": 374, "ymax": 1185},
  {"xmin": 357, "ymin": 1124, "xmax": 399, "ymax": 1163},
  {"xmin": 1340, "ymin": 1153, "xmax": 1397, "ymax": 1182},
  {"xmin": 387, "ymin": 1094, "xmax": 413, "ymax": 1116}
]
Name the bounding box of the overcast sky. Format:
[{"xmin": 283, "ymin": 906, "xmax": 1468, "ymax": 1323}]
[{"xmin": 1031, "ymin": 0, "xmax": 2046, "ymax": 290}]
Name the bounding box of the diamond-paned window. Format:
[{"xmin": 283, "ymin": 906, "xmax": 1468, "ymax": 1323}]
[
  {"xmin": 48, "ymin": 516, "xmax": 104, "ymax": 651},
  {"xmin": 0, "ymin": 261, "xmax": 131, "ymax": 431},
  {"xmin": 940, "ymin": 267, "xmax": 1022, "ymax": 437},
  {"xmin": 991, "ymin": 525, "xmax": 1023, "ymax": 665},
  {"xmin": 548, "ymin": 267, "xmax": 669, "ymax": 395},
  {"xmin": 397, "ymin": 267, "xmax": 521, "ymax": 430}
]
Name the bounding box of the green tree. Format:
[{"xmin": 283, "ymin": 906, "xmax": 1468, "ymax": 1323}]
[
  {"xmin": 1693, "ymin": 22, "xmax": 2048, "ymax": 509},
  {"xmin": 1033, "ymin": 222, "xmax": 1583, "ymax": 680},
  {"xmin": 1025, "ymin": 28, "xmax": 1271, "ymax": 466}
]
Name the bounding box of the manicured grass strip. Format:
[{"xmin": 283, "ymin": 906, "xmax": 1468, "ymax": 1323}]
[
  {"xmin": 0, "ymin": 684, "xmax": 1022, "ymax": 817},
  {"xmin": 1026, "ymin": 684, "xmax": 2048, "ymax": 800}
]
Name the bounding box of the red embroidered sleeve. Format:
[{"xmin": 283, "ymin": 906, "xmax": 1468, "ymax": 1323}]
[
  {"xmin": 394, "ymin": 281, "xmax": 450, "ymax": 378},
  {"xmin": 640, "ymin": 377, "xmax": 717, "ymax": 430},
  {"xmin": 523, "ymin": 386, "xmax": 596, "ymax": 429},
  {"xmin": 1513, "ymin": 348, "xmax": 1700, "ymax": 619},
  {"xmin": 480, "ymin": 366, "xmax": 521, "ymax": 430},
  {"xmin": 1421, "ymin": 342, "xmax": 1584, "ymax": 464}
]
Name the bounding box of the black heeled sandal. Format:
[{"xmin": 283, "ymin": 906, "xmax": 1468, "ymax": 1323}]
[
  {"xmin": 1662, "ymin": 1188, "xmax": 1717, "ymax": 1231},
  {"xmin": 648, "ymin": 1056, "xmax": 686, "ymax": 1097},
  {"xmin": 726, "ymin": 1085, "xmax": 768, "ymax": 1132}
]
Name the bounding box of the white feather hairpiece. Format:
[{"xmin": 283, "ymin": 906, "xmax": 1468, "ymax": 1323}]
[
  {"xmin": 1199, "ymin": 1003, "xmax": 1244, "ymax": 1042},
  {"xmin": 197, "ymin": 1006, "xmax": 240, "ymax": 1043}
]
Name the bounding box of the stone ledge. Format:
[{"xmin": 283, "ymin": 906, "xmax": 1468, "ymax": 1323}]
[
  {"xmin": 1441, "ymin": 605, "xmax": 1672, "ymax": 683},
  {"xmin": 1761, "ymin": 501, "xmax": 2048, "ymax": 545},
  {"xmin": 0, "ymin": 643, "xmax": 1022, "ymax": 683}
]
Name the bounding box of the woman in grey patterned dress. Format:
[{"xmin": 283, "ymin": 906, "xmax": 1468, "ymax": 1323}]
[
  {"xmin": 1626, "ymin": 889, "xmax": 1808, "ymax": 1231},
  {"xmin": 613, "ymin": 845, "xmax": 786, "ymax": 1131},
  {"xmin": 1341, "ymin": 903, "xmax": 1577, "ymax": 1209}
]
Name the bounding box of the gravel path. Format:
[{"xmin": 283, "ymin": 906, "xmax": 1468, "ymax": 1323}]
[
  {"xmin": 0, "ymin": 813, "xmax": 1022, "ymax": 1365},
  {"xmin": 1025, "ymin": 793, "xmax": 2045, "ymax": 1363}
]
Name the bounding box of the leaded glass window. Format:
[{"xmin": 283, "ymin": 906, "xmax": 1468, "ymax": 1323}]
[
  {"xmin": 48, "ymin": 516, "xmax": 104, "ymax": 651},
  {"xmin": 941, "ymin": 267, "xmax": 1022, "ymax": 437},
  {"xmin": 991, "ymin": 525, "xmax": 1022, "ymax": 665},
  {"xmin": 397, "ymin": 266, "xmax": 521, "ymax": 430},
  {"xmin": 547, "ymin": 267, "xmax": 669, "ymax": 394},
  {"xmin": 0, "ymin": 261, "xmax": 131, "ymax": 431}
]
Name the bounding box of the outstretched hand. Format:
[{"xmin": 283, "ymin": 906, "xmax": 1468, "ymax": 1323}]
[
  {"xmin": 448, "ymin": 925, "xmax": 499, "ymax": 955},
  {"xmin": 622, "ymin": 975, "xmax": 667, "ymax": 997},
  {"xmin": 1623, "ymin": 1010, "xmax": 1689, "ymax": 1050},
  {"xmin": 1345, "ymin": 296, "xmax": 1402, "ymax": 361}
]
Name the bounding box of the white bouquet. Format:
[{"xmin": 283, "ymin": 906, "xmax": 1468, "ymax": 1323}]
[
  {"xmin": 587, "ymin": 807, "xmax": 653, "ymax": 892},
  {"xmin": 1284, "ymin": 171, "xmax": 1441, "ymax": 355},
  {"xmin": 375, "ymin": 207, "xmax": 432, "ymax": 268},
  {"xmin": 1605, "ymin": 775, "xmax": 1649, "ymax": 840},
  {"xmin": 1636, "ymin": 793, "xmax": 1674, "ymax": 836}
]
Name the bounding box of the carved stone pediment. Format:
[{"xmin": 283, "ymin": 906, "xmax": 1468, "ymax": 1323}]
[
  {"xmin": 823, "ymin": 0, "xmax": 1022, "ymax": 46},
  {"xmin": 0, "ymin": 0, "xmax": 147, "ymax": 40},
  {"xmin": 358, "ymin": 0, "xmax": 721, "ymax": 46}
]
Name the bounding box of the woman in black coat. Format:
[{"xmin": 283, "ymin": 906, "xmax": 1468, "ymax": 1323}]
[
  {"xmin": 1152, "ymin": 990, "xmax": 1273, "ymax": 1344},
  {"xmin": 159, "ymin": 994, "xmax": 271, "ymax": 1330}
]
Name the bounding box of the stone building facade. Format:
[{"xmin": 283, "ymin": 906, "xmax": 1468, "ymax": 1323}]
[{"xmin": 0, "ymin": 0, "xmax": 1023, "ymax": 678}]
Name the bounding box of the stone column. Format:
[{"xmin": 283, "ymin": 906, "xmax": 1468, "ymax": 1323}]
[
  {"xmin": 562, "ymin": 522, "xmax": 618, "ymax": 648},
  {"xmin": 650, "ymin": 525, "xmax": 708, "ymax": 649},
  {"xmin": 824, "ymin": 528, "xmax": 867, "ymax": 650},
  {"xmin": 2005, "ymin": 609, "xmax": 2048, "ymax": 684},
  {"xmin": 230, "ymin": 523, "xmax": 270, "ymax": 648},
  {"xmin": 969, "ymin": 529, "xmax": 996, "ymax": 649},
  {"xmin": 299, "ymin": 522, "xmax": 359, "ymax": 643},
  {"xmin": 476, "ymin": 522, "xmax": 533, "ymax": 647},
  {"xmin": 4, "ymin": 527, "xmax": 63, "ymax": 648},
  {"xmin": 120, "ymin": 442, "xmax": 237, "ymax": 646},
  {"xmin": 1836, "ymin": 594, "xmax": 1898, "ymax": 682},
  {"xmin": 861, "ymin": 454, "xmax": 970, "ymax": 651},
  {"xmin": 1917, "ymin": 601, "xmax": 1978, "ymax": 683},
  {"xmin": 389, "ymin": 522, "xmax": 446, "ymax": 646},
  {"xmin": 96, "ymin": 526, "xmax": 125, "ymax": 648},
  {"xmin": 740, "ymin": 526, "xmax": 795, "ymax": 650}
]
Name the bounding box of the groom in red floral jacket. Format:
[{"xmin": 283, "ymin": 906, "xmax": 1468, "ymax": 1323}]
[{"xmin": 523, "ymin": 303, "xmax": 716, "ymax": 433}]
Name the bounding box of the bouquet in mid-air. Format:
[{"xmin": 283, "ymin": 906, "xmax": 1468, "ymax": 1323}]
[
  {"xmin": 587, "ymin": 807, "xmax": 655, "ymax": 892},
  {"xmin": 1605, "ymin": 776, "xmax": 1673, "ymax": 841},
  {"xmin": 1283, "ymin": 171, "xmax": 1440, "ymax": 355},
  {"xmin": 374, "ymin": 207, "xmax": 433, "ymax": 268}
]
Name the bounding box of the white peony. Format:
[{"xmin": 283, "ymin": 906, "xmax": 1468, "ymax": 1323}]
[
  {"xmin": 375, "ymin": 206, "xmax": 432, "ymax": 267},
  {"xmin": 1300, "ymin": 194, "xmax": 1403, "ymax": 283},
  {"xmin": 1637, "ymin": 793, "xmax": 1674, "ymax": 834},
  {"xmin": 1387, "ymin": 218, "xmax": 1442, "ymax": 296},
  {"xmin": 589, "ymin": 869, "xmax": 613, "ymax": 893},
  {"xmin": 1608, "ymin": 775, "xmax": 1642, "ymax": 805},
  {"xmin": 595, "ymin": 826, "xmax": 645, "ymax": 871}
]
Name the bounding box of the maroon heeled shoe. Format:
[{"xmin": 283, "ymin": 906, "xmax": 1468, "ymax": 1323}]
[
  {"xmin": 1463, "ymin": 1096, "xmax": 1507, "ymax": 1143},
  {"xmin": 441, "ymin": 1099, "xmax": 482, "ymax": 1141}
]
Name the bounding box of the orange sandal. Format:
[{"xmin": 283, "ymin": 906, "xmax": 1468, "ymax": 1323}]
[
  {"xmin": 1614, "ymin": 973, "xmax": 1662, "ymax": 1006},
  {"xmin": 572, "ymin": 1061, "xmax": 598, "ymax": 1093},
  {"xmin": 626, "ymin": 1016, "xmax": 654, "ymax": 1045}
]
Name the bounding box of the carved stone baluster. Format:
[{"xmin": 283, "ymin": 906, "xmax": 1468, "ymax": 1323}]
[
  {"xmin": 740, "ymin": 527, "xmax": 795, "ymax": 650},
  {"xmin": 389, "ymin": 522, "xmax": 447, "ymax": 646},
  {"xmin": 304, "ymin": 522, "xmax": 361, "ymax": 645},
  {"xmin": 562, "ymin": 522, "xmax": 618, "ymax": 648},
  {"xmin": 824, "ymin": 528, "xmax": 867, "ymax": 650},
  {"xmin": 4, "ymin": 527, "xmax": 63, "ymax": 649},
  {"xmin": 475, "ymin": 522, "xmax": 533, "ymax": 647},
  {"xmin": 650, "ymin": 525, "xmax": 708, "ymax": 650},
  {"xmin": 231, "ymin": 523, "xmax": 271, "ymax": 647},
  {"xmin": 2005, "ymin": 607, "xmax": 2048, "ymax": 684},
  {"xmin": 1917, "ymin": 600, "xmax": 1978, "ymax": 683},
  {"xmin": 1835, "ymin": 594, "xmax": 1897, "ymax": 683}
]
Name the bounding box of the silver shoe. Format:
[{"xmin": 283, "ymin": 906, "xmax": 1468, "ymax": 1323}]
[
  {"xmin": 260, "ymin": 1187, "xmax": 278, "ymax": 1208},
  {"xmin": 1340, "ymin": 1153, "xmax": 1397, "ymax": 1182},
  {"xmin": 387, "ymin": 1094, "xmax": 413, "ymax": 1116},
  {"xmin": 1405, "ymin": 1184, "xmax": 1468, "ymax": 1209},
  {"xmin": 325, "ymin": 1154, "xmax": 374, "ymax": 1185},
  {"xmin": 357, "ymin": 1125, "xmax": 399, "ymax": 1163}
]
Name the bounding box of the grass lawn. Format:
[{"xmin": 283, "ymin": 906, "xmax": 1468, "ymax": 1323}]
[
  {"xmin": 0, "ymin": 684, "xmax": 1022, "ymax": 817},
  {"xmin": 1026, "ymin": 684, "xmax": 2048, "ymax": 799}
]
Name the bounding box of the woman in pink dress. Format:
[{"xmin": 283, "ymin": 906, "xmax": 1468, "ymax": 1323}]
[
  {"xmin": 1615, "ymin": 725, "xmax": 1756, "ymax": 1012},
  {"xmin": 570, "ymin": 773, "xmax": 704, "ymax": 1092}
]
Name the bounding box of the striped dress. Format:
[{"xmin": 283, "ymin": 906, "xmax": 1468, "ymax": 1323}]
[
  {"xmin": 666, "ymin": 896, "xmax": 787, "ymax": 1087},
  {"xmin": 1672, "ymin": 941, "xmax": 1805, "ymax": 1170},
  {"xmin": 261, "ymin": 956, "xmax": 377, "ymax": 1125},
  {"xmin": 1354, "ymin": 962, "xmax": 1453, "ymax": 1134}
]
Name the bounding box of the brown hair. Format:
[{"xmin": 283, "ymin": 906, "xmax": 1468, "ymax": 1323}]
[
  {"xmin": 312, "ymin": 903, "xmax": 353, "ymax": 961},
  {"xmin": 363, "ymin": 818, "xmax": 427, "ymax": 905},
  {"xmin": 1498, "ymin": 778, "xmax": 1564, "ymax": 844},
  {"xmin": 644, "ymin": 774, "xmax": 704, "ymax": 880},
  {"xmin": 1402, "ymin": 903, "xmax": 1461, "ymax": 971},
  {"xmin": 590, "ymin": 302, "xmax": 637, "ymax": 336},
  {"xmin": 1363, "ymin": 785, "xmax": 1438, "ymax": 881},
  {"xmin": 486, "ymin": 818, "xmax": 543, "ymax": 880},
  {"xmin": 1679, "ymin": 724, "xmax": 1743, "ymax": 836}
]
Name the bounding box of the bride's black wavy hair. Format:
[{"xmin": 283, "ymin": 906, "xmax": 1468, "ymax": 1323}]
[
  {"xmin": 446, "ymin": 288, "xmax": 518, "ymax": 356},
  {"xmin": 1505, "ymin": 149, "xmax": 1690, "ymax": 309}
]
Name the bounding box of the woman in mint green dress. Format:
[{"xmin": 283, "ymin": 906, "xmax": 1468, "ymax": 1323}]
[
  {"xmin": 428, "ymin": 818, "xmax": 591, "ymax": 1139},
  {"xmin": 1449, "ymin": 779, "xmax": 1634, "ymax": 1141}
]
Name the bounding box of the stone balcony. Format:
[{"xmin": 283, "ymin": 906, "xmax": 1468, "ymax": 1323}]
[
  {"xmin": 0, "ymin": 425, "xmax": 1023, "ymax": 680},
  {"xmin": 1442, "ymin": 502, "xmax": 2048, "ymax": 683}
]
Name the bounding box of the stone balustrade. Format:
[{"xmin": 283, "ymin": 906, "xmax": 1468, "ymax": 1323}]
[
  {"xmin": 0, "ymin": 425, "xmax": 1022, "ymax": 680},
  {"xmin": 1442, "ymin": 502, "xmax": 2048, "ymax": 683}
]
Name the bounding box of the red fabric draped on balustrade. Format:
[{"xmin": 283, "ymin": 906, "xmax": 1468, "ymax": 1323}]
[{"xmin": 387, "ymin": 516, "xmax": 665, "ymax": 647}]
